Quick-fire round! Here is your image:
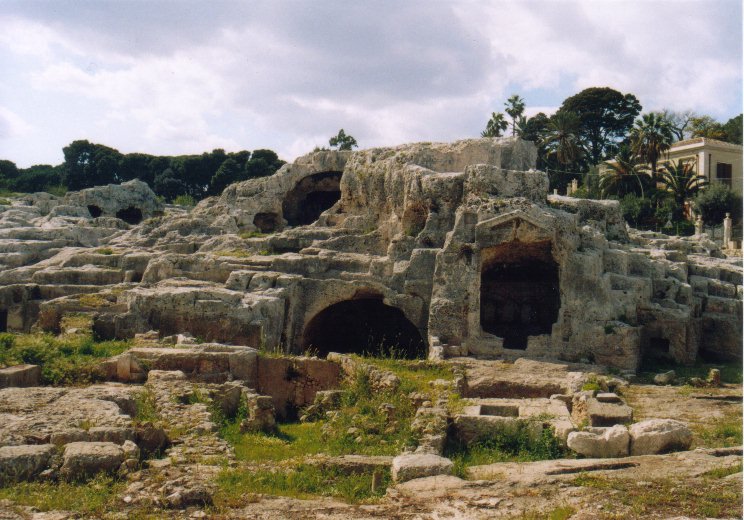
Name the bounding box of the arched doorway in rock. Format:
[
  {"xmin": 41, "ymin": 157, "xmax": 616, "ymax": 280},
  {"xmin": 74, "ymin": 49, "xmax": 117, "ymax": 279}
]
[
  {"xmin": 480, "ymin": 240, "xmax": 560, "ymax": 350},
  {"xmin": 303, "ymin": 298, "xmax": 426, "ymax": 359},
  {"xmin": 282, "ymin": 171, "xmax": 342, "ymax": 227},
  {"xmin": 115, "ymin": 206, "xmax": 143, "ymax": 225}
]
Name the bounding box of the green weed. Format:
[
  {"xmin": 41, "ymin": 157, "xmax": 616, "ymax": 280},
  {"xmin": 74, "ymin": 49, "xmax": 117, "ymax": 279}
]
[
  {"xmin": 0, "ymin": 475, "xmax": 123, "ymax": 514},
  {"xmin": 215, "ymin": 463, "xmax": 390, "ymax": 505},
  {"xmin": 446, "ymin": 423, "xmax": 568, "ymax": 477},
  {"xmin": 0, "ymin": 333, "xmax": 130, "ymax": 385}
]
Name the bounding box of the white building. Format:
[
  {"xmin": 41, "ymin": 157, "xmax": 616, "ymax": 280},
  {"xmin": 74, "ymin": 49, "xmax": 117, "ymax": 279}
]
[{"xmin": 661, "ymin": 138, "xmax": 742, "ymax": 196}]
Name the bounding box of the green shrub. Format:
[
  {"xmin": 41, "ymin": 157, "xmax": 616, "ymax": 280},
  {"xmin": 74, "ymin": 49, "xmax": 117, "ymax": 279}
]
[
  {"xmin": 173, "ymin": 194, "xmax": 196, "ymax": 207},
  {"xmin": 620, "ymin": 193, "xmax": 655, "ymax": 228},
  {"xmin": 445, "ymin": 422, "xmax": 568, "ymax": 477},
  {"xmin": 695, "ymin": 183, "xmax": 742, "ymax": 225},
  {"xmin": 0, "ymin": 333, "xmax": 130, "ymax": 385}
]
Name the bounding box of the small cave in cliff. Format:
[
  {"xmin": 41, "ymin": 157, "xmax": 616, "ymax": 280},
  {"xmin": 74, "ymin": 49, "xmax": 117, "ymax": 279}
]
[
  {"xmin": 87, "ymin": 205, "xmax": 103, "ymax": 218},
  {"xmin": 0, "ymin": 309, "xmax": 7, "ymax": 332},
  {"xmin": 115, "ymin": 206, "xmax": 143, "ymax": 225},
  {"xmin": 282, "ymin": 171, "xmax": 342, "ymax": 226},
  {"xmin": 480, "ymin": 240, "xmax": 560, "ymax": 350},
  {"xmin": 303, "ymin": 298, "xmax": 426, "ymax": 359},
  {"xmin": 253, "ymin": 212, "xmax": 280, "ymax": 233}
]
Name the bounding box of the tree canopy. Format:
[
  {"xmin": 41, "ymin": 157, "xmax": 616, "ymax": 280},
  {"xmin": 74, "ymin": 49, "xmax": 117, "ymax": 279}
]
[
  {"xmin": 481, "ymin": 112, "xmax": 509, "ymax": 138},
  {"xmin": 1, "ymin": 141, "xmax": 285, "ymax": 202},
  {"xmin": 556, "ymin": 87, "xmax": 642, "ymax": 165},
  {"xmin": 504, "ymin": 95, "xmax": 525, "ymax": 137},
  {"xmin": 329, "ymin": 129, "xmax": 358, "ymax": 151}
]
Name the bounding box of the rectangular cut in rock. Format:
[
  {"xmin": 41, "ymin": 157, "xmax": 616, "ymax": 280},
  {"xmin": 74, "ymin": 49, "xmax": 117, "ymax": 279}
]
[
  {"xmin": 479, "ymin": 404, "xmax": 519, "ymax": 417},
  {"xmin": 0, "ymin": 364, "xmax": 41, "ymax": 388},
  {"xmin": 586, "ymin": 399, "xmax": 633, "ymax": 427}
]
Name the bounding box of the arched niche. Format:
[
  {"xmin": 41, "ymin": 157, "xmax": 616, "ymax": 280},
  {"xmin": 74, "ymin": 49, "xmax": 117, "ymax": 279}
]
[
  {"xmin": 303, "ymin": 297, "xmax": 426, "ymax": 359},
  {"xmin": 480, "ymin": 239, "xmax": 560, "ymax": 349},
  {"xmin": 282, "ymin": 171, "xmax": 342, "ymax": 226}
]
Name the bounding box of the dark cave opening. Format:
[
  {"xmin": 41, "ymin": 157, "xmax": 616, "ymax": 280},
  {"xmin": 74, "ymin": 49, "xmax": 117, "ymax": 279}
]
[
  {"xmin": 282, "ymin": 171, "xmax": 342, "ymax": 226},
  {"xmin": 303, "ymin": 298, "xmax": 426, "ymax": 359},
  {"xmin": 253, "ymin": 212, "xmax": 280, "ymax": 233},
  {"xmin": 115, "ymin": 206, "xmax": 143, "ymax": 225},
  {"xmin": 0, "ymin": 309, "xmax": 7, "ymax": 333},
  {"xmin": 480, "ymin": 241, "xmax": 560, "ymax": 350},
  {"xmin": 87, "ymin": 205, "xmax": 103, "ymax": 218}
]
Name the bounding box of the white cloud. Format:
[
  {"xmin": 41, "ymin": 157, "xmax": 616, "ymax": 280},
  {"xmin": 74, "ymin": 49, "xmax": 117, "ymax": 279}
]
[
  {"xmin": 0, "ymin": 106, "xmax": 33, "ymax": 139},
  {"xmin": 0, "ymin": 1, "xmax": 740, "ymax": 167}
]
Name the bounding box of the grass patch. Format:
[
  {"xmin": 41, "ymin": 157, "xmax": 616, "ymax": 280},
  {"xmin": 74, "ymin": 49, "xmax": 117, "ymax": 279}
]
[
  {"xmin": 60, "ymin": 313, "xmax": 94, "ymax": 332},
  {"xmin": 446, "ymin": 423, "xmax": 568, "ymax": 478},
  {"xmin": 693, "ymin": 410, "xmax": 743, "ymax": 448},
  {"xmin": 0, "ymin": 198, "xmax": 11, "ymax": 205},
  {"xmin": 77, "ymin": 293, "xmax": 110, "ymax": 308},
  {"xmin": 223, "ymin": 422, "xmax": 329, "ymax": 462},
  {"xmin": 95, "ymin": 247, "xmax": 115, "ymax": 255},
  {"xmin": 222, "ymin": 356, "xmax": 454, "ymax": 463},
  {"xmin": 702, "ymin": 462, "xmax": 742, "ymax": 479},
  {"xmin": 133, "ymin": 387, "xmax": 160, "ymax": 423},
  {"xmin": 572, "ymin": 473, "xmax": 742, "ymax": 518},
  {"xmin": 357, "ymin": 356, "xmax": 455, "ymax": 394},
  {"xmin": 0, "ymin": 475, "xmax": 124, "ymax": 514},
  {"xmin": 516, "ymin": 505, "xmax": 576, "ymax": 520},
  {"xmin": 638, "ymin": 358, "xmax": 742, "ymax": 385},
  {"xmin": 215, "ymin": 463, "xmax": 390, "ymax": 505},
  {"xmin": 0, "ymin": 332, "xmax": 131, "ymax": 385}
]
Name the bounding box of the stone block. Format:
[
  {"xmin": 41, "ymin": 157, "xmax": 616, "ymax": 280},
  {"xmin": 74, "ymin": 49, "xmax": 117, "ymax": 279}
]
[
  {"xmin": 0, "ymin": 364, "xmax": 41, "ymax": 388},
  {"xmin": 0, "ymin": 444, "xmax": 56, "ymax": 483},
  {"xmin": 629, "ymin": 419, "xmax": 692, "ymax": 455},
  {"xmin": 391, "ymin": 453, "xmax": 453, "ymax": 482},
  {"xmin": 61, "ymin": 442, "xmax": 125, "ymax": 480},
  {"xmin": 567, "ymin": 425, "xmax": 629, "ymax": 458},
  {"xmin": 228, "ymin": 349, "xmax": 258, "ymax": 385}
]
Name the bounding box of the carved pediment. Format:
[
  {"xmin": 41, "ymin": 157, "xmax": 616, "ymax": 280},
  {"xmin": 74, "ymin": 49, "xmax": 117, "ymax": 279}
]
[{"xmin": 475, "ymin": 210, "xmax": 554, "ymax": 246}]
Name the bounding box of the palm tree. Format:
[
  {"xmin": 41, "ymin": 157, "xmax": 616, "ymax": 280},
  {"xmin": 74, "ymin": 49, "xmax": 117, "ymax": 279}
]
[
  {"xmin": 630, "ymin": 113, "xmax": 674, "ymax": 178},
  {"xmin": 542, "ymin": 111, "xmax": 583, "ymax": 165},
  {"xmin": 481, "ymin": 112, "xmax": 509, "ymax": 138},
  {"xmin": 504, "ymin": 94, "xmax": 526, "ymax": 137},
  {"xmin": 600, "ymin": 145, "xmax": 650, "ymax": 198},
  {"xmin": 658, "ymin": 160, "xmax": 709, "ymax": 208}
]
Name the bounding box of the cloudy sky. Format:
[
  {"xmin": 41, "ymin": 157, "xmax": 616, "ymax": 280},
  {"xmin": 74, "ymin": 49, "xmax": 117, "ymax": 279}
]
[{"xmin": 1, "ymin": 0, "xmax": 741, "ymax": 167}]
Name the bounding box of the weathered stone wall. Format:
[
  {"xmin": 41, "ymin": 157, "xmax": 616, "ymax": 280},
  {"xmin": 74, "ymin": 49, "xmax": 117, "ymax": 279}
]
[{"xmin": 1, "ymin": 137, "xmax": 741, "ymax": 370}]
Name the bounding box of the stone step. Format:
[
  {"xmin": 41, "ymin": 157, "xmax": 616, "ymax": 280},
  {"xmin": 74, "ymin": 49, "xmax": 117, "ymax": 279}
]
[{"xmin": 31, "ymin": 266, "xmax": 126, "ymax": 286}]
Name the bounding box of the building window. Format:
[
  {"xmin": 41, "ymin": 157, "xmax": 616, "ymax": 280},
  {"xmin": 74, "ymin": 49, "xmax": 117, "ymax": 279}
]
[{"xmin": 716, "ymin": 163, "xmax": 732, "ymax": 187}]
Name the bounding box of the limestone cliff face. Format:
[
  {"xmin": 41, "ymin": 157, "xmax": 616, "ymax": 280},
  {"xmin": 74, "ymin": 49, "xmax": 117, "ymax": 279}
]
[{"xmin": 1, "ymin": 138, "xmax": 741, "ymax": 370}]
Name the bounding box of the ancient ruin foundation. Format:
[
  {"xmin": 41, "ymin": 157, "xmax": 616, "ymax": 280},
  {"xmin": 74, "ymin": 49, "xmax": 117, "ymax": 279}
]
[{"xmin": 0, "ymin": 138, "xmax": 740, "ymax": 372}]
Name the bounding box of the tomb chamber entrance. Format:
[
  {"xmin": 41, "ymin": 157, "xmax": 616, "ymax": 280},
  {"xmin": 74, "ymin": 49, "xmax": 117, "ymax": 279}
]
[
  {"xmin": 303, "ymin": 298, "xmax": 426, "ymax": 359},
  {"xmin": 282, "ymin": 171, "xmax": 342, "ymax": 226},
  {"xmin": 480, "ymin": 240, "xmax": 560, "ymax": 350}
]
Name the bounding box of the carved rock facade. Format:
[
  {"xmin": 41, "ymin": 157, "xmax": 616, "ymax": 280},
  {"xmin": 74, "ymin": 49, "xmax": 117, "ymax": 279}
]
[{"xmin": 0, "ymin": 138, "xmax": 741, "ymax": 370}]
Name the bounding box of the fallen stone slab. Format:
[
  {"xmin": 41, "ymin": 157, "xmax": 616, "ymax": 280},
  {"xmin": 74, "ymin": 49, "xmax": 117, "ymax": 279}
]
[
  {"xmin": 310, "ymin": 454, "xmax": 393, "ymax": 475},
  {"xmin": 61, "ymin": 441, "xmax": 125, "ymax": 480},
  {"xmin": 392, "ymin": 453, "xmax": 453, "ymax": 482},
  {"xmin": 629, "ymin": 419, "xmax": 692, "ymax": 455},
  {"xmin": 567, "ymin": 425, "xmax": 630, "ymax": 458},
  {"xmin": 653, "ymin": 370, "xmax": 676, "ymax": 385},
  {"xmin": 0, "ymin": 365, "xmax": 41, "ymax": 388},
  {"xmin": 0, "ymin": 444, "xmax": 56, "ymax": 484}
]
